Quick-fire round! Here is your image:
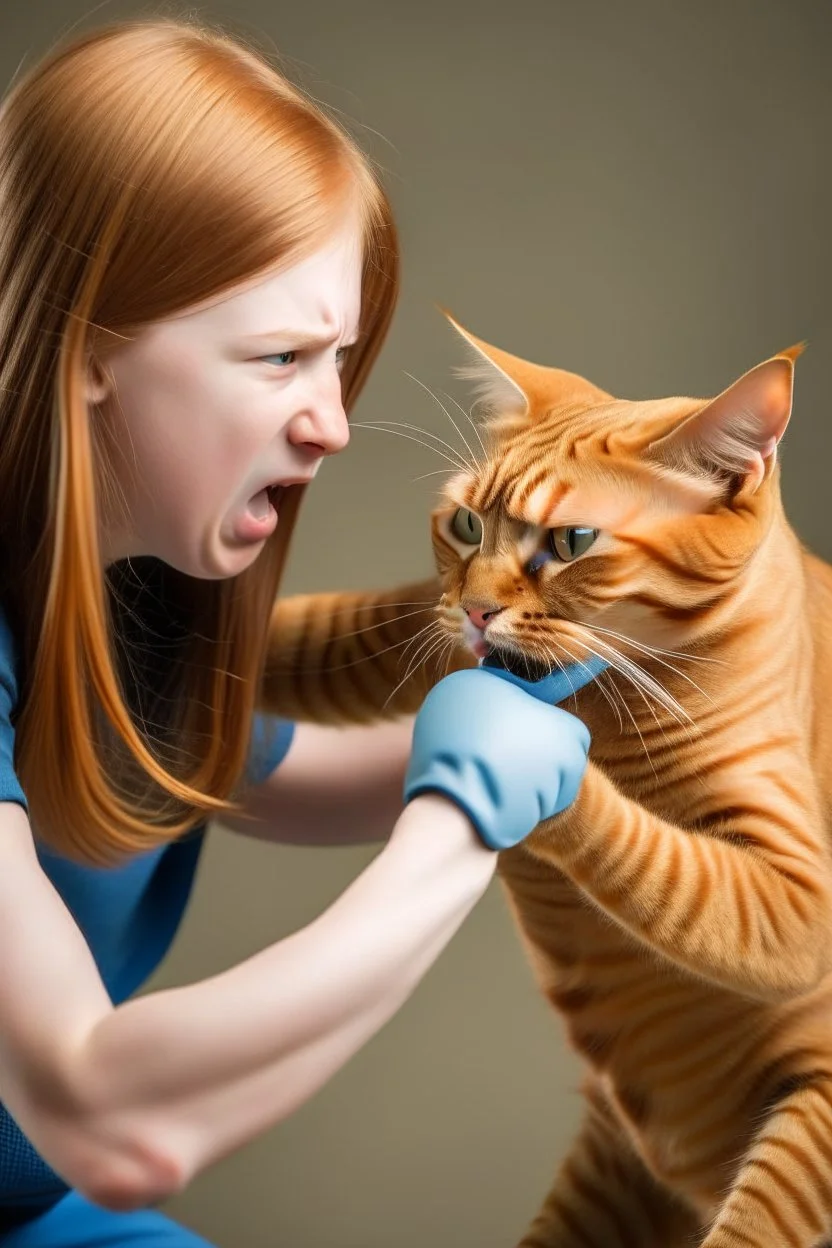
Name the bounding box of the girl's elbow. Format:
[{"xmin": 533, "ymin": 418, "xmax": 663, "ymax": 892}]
[
  {"xmin": 73, "ymin": 1133, "xmax": 190, "ymax": 1212},
  {"xmin": 41, "ymin": 1113, "xmax": 192, "ymax": 1212}
]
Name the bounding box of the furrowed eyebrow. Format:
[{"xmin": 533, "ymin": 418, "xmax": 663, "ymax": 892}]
[
  {"xmin": 509, "ymin": 497, "xmax": 640, "ymax": 531},
  {"xmin": 243, "ymin": 328, "xmax": 360, "ymax": 351}
]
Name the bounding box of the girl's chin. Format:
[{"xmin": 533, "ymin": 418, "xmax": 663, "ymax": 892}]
[{"xmin": 177, "ymin": 534, "xmax": 266, "ymax": 581}]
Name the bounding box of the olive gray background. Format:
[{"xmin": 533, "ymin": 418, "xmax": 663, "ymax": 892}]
[{"xmin": 3, "ymin": 1, "xmax": 832, "ymax": 1243}]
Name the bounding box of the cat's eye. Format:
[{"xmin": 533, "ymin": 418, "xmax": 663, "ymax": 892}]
[
  {"xmin": 549, "ymin": 526, "xmax": 599, "ymax": 562},
  {"xmin": 451, "ymin": 508, "xmax": 483, "ymax": 545}
]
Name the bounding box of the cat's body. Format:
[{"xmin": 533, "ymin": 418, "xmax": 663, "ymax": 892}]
[
  {"xmin": 499, "ymin": 528, "xmax": 832, "ymax": 1245},
  {"xmin": 263, "ymin": 330, "xmax": 832, "ymax": 1247}
]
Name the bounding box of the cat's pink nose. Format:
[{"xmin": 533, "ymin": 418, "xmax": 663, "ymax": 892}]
[{"xmin": 465, "ymin": 605, "xmax": 505, "ymax": 632}]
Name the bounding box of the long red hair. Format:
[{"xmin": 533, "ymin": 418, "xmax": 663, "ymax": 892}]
[{"xmin": 0, "ymin": 18, "xmax": 399, "ymax": 862}]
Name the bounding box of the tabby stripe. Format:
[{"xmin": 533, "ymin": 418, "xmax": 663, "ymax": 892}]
[
  {"xmin": 793, "ymin": 1104, "xmax": 832, "ymax": 1170},
  {"xmin": 708, "ymin": 737, "xmax": 801, "ymax": 772},
  {"xmin": 712, "ymin": 1226, "xmax": 763, "ymax": 1246},
  {"xmin": 544, "ymin": 1204, "xmax": 596, "ymax": 1247},
  {"xmin": 582, "ymin": 1131, "xmax": 612, "ymax": 1178},
  {"xmin": 751, "ymin": 876, "xmax": 784, "ymax": 944},
  {"xmin": 520, "ymin": 478, "xmax": 573, "ymax": 527},
  {"xmin": 345, "ymin": 626, "xmax": 400, "ymax": 711},
  {"xmin": 477, "ymin": 455, "xmax": 516, "ymax": 512},
  {"xmin": 564, "ymin": 427, "xmax": 604, "ymax": 463},
  {"xmin": 744, "ymin": 1155, "xmax": 822, "ymax": 1233},
  {"xmin": 629, "ymin": 590, "xmax": 728, "ymax": 621},
  {"xmin": 750, "ymin": 1060, "xmax": 832, "ymax": 1117},
  {"xmin": 618, "ymin": 534, "xmax": 732, "ymax": 583},
  {"xmin": 660, "ymin": 840, "xmax": 714, "ymax": 938},
  {"xmin": 765, "ymin": 1134, "xmax": 828, "ymax": 1202},
  {"xmin": 504, "ymin": 422, "xmax": 566, "ymax": 462},
  {"xmin": 729, "ymin": 1176, "xmax": 798, "ymax": 1244},
  {"xmin": 511, "ymin": 465, "xmax": 564, "ymax": 509},
  {"xmin": 652, "ymin": 1032, "xmax": 758, "ymax": 1097},
  {"xmin": 562, "ymin": 1163, "xmax": 635, "ymax": 1239}
]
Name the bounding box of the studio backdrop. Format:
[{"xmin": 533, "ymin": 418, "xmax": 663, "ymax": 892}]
[{"xmin": 2, "ymin": 2, "xmax": 831, "ymax": 1244}]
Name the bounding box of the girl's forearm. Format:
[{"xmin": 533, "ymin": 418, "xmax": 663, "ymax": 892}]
[{"xmin": 65, "ymin": 796, "xmax": 494, "ymax": 1202}]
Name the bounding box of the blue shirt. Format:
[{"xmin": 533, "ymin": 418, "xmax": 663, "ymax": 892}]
[{"xmin": 0, "ymin": 590, "xmax": 294, "ymax": 1216}]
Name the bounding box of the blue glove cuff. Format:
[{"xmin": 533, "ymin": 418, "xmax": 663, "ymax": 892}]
[
  {"xmin": 404, "ymin": 662, "xmax": 600, "ymax": 851},
  {"xmin": 480, "ymin": 654, "xmax": 608, "ymax": 704}
]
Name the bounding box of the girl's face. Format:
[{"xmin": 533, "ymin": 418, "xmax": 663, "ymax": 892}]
[{"xmin": 94, "ymin": 226, "xmax": 362, "ymax": 579}]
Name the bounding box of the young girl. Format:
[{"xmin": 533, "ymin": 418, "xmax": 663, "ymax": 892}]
[{"xmin": 0, "ymin": 18, "xmax": 591, "ymax": 1245}]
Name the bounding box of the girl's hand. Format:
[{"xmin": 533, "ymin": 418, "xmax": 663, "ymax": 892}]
[{"xmin": 404, "ymin": 667, "xmax": 591, "ymax": 851}]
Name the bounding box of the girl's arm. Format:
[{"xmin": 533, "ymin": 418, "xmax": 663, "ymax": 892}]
[
  {"xmin": 0, "ymin": 795, "xmax": 495, "ymax": 1211},
  {"xmin": 225, "ymin": 719, "xmax": 414, "ymax": 846}
]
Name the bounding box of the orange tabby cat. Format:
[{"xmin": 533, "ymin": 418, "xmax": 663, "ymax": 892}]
[{"xmin": 263, "ymin": 320, "xmax": 832, "ymax": 1248}]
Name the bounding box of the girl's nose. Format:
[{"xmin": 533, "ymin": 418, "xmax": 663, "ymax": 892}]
[
  {"xmin": 465, "ymin": 604, "xmax": 505, "ymax": 631},
  {"xmin": 288, "ymin": 399, "xmax": 350, "ymax": 456}
]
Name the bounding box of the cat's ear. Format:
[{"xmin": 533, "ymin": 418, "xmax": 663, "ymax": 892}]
[
  {"xmin": 441, "ymin": 311, "xmax": 613, "ymax": 421},
  {"xmin": 442, "ymin": 311, "xmax": 530, "ymax": 416},
  {"xmin": 646, "ymin": 344, "xmax": 803, "ymax": 493}
]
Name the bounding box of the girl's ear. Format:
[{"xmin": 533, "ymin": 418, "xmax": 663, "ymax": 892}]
[
  {"xmin": 85, "ymin": 355, "xmax": 113, "ymax": 405},
  {"xmin": 647, "ymin": 345, "xmax": 803, "ymax": 493}
]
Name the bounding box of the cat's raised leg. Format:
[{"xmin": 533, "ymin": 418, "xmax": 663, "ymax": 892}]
[
  {"xmin": 260, "ymin": 576, "xmax": 473, "ymax": 723},
  {"xmin": 702, "ymin": 1077, "xmax": 832, "ymax": 1248},
  {"xmin": 517, "ymin": 1086, "xmax": 700, "ymax": 1248}
]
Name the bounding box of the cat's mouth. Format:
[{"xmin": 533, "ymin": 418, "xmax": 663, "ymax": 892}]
[{"xmin": 482, "ymin": 644, "xmax": 552, "ymax": 682}]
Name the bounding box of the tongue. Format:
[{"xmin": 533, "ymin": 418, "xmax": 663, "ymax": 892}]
[{"xmin": 247, "ymin": 488, "xmax": 272, "ymax": 520}]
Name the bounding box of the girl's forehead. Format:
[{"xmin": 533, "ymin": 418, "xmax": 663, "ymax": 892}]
[{"xmin": 162, "ymin": 226, "xmax": 364, "ymax": 336}]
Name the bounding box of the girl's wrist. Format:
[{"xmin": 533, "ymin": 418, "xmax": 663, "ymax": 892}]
[{"xmin": 389, "ymin": 793, "xmax": 497, "ymax": 880}]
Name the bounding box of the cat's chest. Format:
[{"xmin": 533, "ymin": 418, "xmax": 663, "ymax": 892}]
[{"xmin": 574, "ymin": 691, "xmax": 706, "ymax": 816}]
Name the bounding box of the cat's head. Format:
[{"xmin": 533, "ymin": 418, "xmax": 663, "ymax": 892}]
[{"xmin": 432, "ymin": 316, "xmax": 801, "ymax": 683}]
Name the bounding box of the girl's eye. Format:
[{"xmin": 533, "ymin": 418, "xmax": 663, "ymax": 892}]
[
  {"xmin": 262, "ymin": 351, "xmax": 296, "ymax": 367},
  {"xmin": 451, "ymin": 508, "xmax": 483, "ymax": 545},
  {"xmin": 548, "ymin": 526, "xmax": 599, "ymax": 562}
]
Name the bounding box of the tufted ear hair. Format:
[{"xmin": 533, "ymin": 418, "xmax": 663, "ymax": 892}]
[
  {"xmin": 443, "ymin": 310, "xmax": 530, "ymax": 415},
  {"xmin": 442, "ymin": 309, "xmax": 612, "ymax": 419},
  {"xmin": 646, "ymin": 345, "xmax": 804, "ymax": 493}
]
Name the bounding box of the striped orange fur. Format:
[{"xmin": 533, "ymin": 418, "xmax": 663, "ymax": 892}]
[{"xmin": 263, "ymin": 326, "xmax": 832, "ymax": 1247}]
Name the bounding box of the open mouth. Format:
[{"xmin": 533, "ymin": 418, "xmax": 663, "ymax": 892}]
[{"xmin": 483, "ymin": 644, "xmax": 552, "ymax": 682}]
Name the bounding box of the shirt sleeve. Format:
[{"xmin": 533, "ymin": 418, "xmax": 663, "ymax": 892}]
[
  {"xmin": 0, "ymin": 609, "xmax": 29, "ymax": 812},
  {"xmin": 244, "ymin": 713, "xmax": 296, "ymax": 789}
]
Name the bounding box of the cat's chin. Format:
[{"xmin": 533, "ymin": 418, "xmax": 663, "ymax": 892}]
[{"xmin": 482, "ymin": 646, "xmax": 551, "ymax": 682}]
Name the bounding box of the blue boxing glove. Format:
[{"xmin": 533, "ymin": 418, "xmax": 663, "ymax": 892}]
[{"xmin": 403, "ymin": 661, "xmax": 600, "ymax": 851}]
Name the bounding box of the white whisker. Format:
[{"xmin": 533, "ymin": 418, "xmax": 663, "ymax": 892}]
[
  {"xmin": 403, "ymin": 372, "xmax": 481, "ymax": 472},
  {"xmin": 398, "ymin": 620, "xmax": 446, "ymax": 679},
  {"xmin": 439, "ymin": 387, "xmax": 488, "ymax": 459},
  {"xmin": 587, "ymin": 623, "xmax": 724, "ymax": 667},
  {"xmin": 582, "ymin": 622, "xmax": 717, "ymax": 706},
  {"xmin": 399, "ymin": 619, "xmax": 444, "ymax": 668},
  {"xmin": 353, "ymin": 419, "xmax": 473, "ymax": 473},
  {"xmin": 566, "ymin": 629, "xmax": 696, "ymax": 750},
  {"xmin": 384, "ymin": 630, "xmax": 448, "ymax": 710},
  {"xmin": 411, "ymin": 467, "xmax": 459, "ymax": 483},
  {"xmin": 318, "ymin": 604, "xmax": 438, "ymax": 644},
  {"xmin": 276, "ymin": 599, "xmax": 437, "ymax": 620},
  {"xmin": 540, "ymin": 637, "xmax": 624, "ymax": 730},
  {"xmin": 270, "ymin": 630, "xmax": 430, "ymax": 675},
  {"xmin": 562, "ymin": 636, "xmax": 662, "ymax": 771},
  {"xmin": 350, "ymin": 423, "xmax": 469, "ymax": 472}
]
